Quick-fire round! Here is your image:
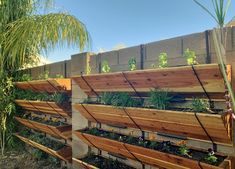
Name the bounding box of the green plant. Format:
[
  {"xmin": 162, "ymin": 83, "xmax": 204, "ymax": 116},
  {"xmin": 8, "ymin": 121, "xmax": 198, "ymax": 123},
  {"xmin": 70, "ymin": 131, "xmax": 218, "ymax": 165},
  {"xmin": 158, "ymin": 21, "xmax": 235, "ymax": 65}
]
[
  {"xmin": 128, "ymin": 57, "xmax": 137, "ymax": 71},
  {"xmin": 193, "ymin": 0, "xmax": 231, "ymax": 28},
  {"xmin": 0, "ymin": 0, "xmax": 89, "ymax": 72},
  {"xmin": 149, "ymin": 141, "xmax": 159, "ymax": 149},
  {"xmin": 0, "ymin": 73, "xmax": 15, "ymax": 155},
  {"xmin": 191, "ymin": 98, "xmax": 209, "ymax": 112},
  {"xmin": 183, "ymin": 48, "xmax": 197, "ymax": 65},
  {"xmin": 137, "ymin": 137, "xmax": 148, "ymax": 147},
  {"xmin": 18, "ymin": 74, "xmax": 32, "ymax": 82},
  {"xmin": 158, "ymin": 52, "xmax": 168, "ymax": 68},
  {"xmin": 38, "ymin": 71, "xmax": 50, "ymax": 80},
  {"xmin": 100, "ymin": 92, "xmax": 115, "ymax": 105},
  {"xmin": 55, "ymin": 74, "xmax": 64, "ymax": 78},
  {"xmin": 148, "ymin": 89, "xmax": 172, "ymax": 110},
  {"xmin": 111, "ymin": 92, "xmax": 143, "ymax": 108},
  {"xmin": 178, "ymin": 143, "xmax": 191, "ymax": 158},
  {"xmin": 101, "ymin": 60, "xmax": 111, "ymax": 73}
]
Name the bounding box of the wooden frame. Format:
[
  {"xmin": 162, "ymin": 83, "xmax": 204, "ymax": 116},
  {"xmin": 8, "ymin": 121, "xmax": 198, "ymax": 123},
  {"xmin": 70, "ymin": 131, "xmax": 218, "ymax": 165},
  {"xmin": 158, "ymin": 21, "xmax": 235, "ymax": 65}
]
[
  {"xmin": 15, "ymin": 117, "xmax": 71, "ymax": 140},
  {"xmin": 15, "ymin": 78, "xmax": 71, "ymax": 93},
  {"xmin": 15, "ymin": 99, "xmax": 71, "ymax": 117},
  {"xmin": 74, "ymin": 104, "xmax": 232, "ymax": 145},
  {"xmin": 74, "ymin": 130, "xmax": 232, "ymax": 169},
  {"xmin": 72, "ymin": 64, "xmax": 226, "ymax": 97},
  {"xmin": 15, "ymin": 134, "xmax": 71, "ymax": 163}
]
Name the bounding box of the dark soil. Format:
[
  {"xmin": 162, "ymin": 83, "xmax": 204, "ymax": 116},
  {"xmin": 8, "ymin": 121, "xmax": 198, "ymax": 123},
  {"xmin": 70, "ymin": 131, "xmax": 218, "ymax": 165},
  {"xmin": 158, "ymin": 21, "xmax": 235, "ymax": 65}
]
[
  {"xmin": 82, "ymin": 128, "xmax": 226, "ymax": 166},
  {"xmin": 81, "ymin": 155, "xmax": 135, "ymax": 169}
]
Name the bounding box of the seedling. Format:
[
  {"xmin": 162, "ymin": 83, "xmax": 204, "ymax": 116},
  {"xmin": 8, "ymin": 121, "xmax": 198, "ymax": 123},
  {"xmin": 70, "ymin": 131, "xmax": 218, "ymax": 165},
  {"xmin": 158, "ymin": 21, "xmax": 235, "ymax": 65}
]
[
  {"xmin": 148, "ymin": 89, "xmax": 172, "ymax": 110},
  {"xmin": 191, "ymin": 98, "xmax": 209, "ymax": 112},
  {"xmin": 128, "ymin": 57, "xmax": 137, "ymax": 71},
  {"xmin": 205, "ymin": 148, "xmax": 218, "ymax": 165},
  {"xmin": 158, "ymin": 52, "xmax": 168, "ymax": 68},
  {"xmin": 183, "ymin": 48, "xmax": 197, "ymax": 65},
  {"xmin": 101, "ymin": 60, "xmax": 111, "ymax": 73}
]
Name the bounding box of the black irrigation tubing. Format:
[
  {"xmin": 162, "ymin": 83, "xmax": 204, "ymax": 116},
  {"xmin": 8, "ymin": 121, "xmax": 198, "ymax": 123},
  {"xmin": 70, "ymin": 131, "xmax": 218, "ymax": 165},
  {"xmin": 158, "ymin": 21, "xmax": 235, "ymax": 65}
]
[
  {"xmin": 191, "ymin": 65, "xmax": 214, "ymax": 108},
  {"xmin": 194, "ymin": 112, "xmax": 217, "ymax": 152},
  {"xmin": 45, "ymin": 101, "xmax": 67, "ymax": 121},
  {"xmin": 81, "ymin": 104, "xmax": 101, "ymax": 128},
  {"xmin": 123, "ymin": 143, "xmax": 143, "ymax": 164},
  {"xmin": 122, "ymin": 108, "xmax": 145, "ymax": 138},
  {"xmin": 80, "ymin": 74, "xmax": 100, "ymax": 99},
  {"xmin": 81, "ymin": 133, "xmax": 100, "ymax": 151},
  {"xmin": 46, "ymin": 79, "xmax": 61, "ymax": 93},
  {"xmin": 27, "ymin": 100, "xmax": 43, "ymax": 113},
  {"xmin": 121, "ymin": 71, "xmax": 143, "ymax": 101},
  {"xmin": 26, "ymin": 81, "xmax": 39, "ymax": 92}
]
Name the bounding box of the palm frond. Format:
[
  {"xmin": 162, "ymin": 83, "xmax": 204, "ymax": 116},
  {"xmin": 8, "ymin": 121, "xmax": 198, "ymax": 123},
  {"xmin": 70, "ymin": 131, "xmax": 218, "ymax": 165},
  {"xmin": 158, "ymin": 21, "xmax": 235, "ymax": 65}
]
[{"xmin": 0, "ymin": 13, "xmax": 90, "ymax": 70}]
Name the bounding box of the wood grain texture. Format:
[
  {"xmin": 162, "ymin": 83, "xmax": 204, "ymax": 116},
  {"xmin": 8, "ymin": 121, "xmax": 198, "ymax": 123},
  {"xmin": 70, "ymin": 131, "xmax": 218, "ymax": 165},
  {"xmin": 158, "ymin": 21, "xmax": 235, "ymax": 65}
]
[
  {"xmin": 15, "ymin": 117, "xmax": 72, "ymax": 140},
  {"xmin": 72, "ymin": 64, "xmax": 226, "ymax": 96},
  {"xmin": 72, "ymin": 158, "xmax": 101, "ymax": 169},
  {"xmin": 15, "ymin": 134, "xmax": 72, "ymax": 163},
  {"xmin": 74, "ymin": 131, "xmax": 230, "ymax": 169},
  {"xmin": 15, "ymin": 78, "xmax": 71, "ymax": 93},
  {"xmin": 74, "ymin": 104, "xmax": 232, "ymax": 145},
  {"xmin": 15, "ymin": 100, "xmax": 71, "ymax": 117}
]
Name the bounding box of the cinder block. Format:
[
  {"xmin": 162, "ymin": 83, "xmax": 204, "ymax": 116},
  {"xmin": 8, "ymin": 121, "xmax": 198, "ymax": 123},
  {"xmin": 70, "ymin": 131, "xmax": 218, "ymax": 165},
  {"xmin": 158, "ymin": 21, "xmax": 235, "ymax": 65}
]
[
  {"xmin": 118, "ymin": 45, "xmax": 141, "ymax": 64},
  {"xmin": 100, "ymin": 50, "xmax": 119, "ymax": 66}
]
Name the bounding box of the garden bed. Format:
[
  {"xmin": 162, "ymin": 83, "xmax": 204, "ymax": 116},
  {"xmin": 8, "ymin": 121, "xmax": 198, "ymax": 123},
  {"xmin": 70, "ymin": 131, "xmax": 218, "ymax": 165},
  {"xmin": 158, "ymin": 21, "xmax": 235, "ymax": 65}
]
[
  {"xmin": 72, "ymin": 64, "xmax": 226, "ymax": 97},
  {"xmin": 14, "ymin": 131, "xmax": 71, "ymax": 163},
  {"xmin": 73, "ymin": 155, "xmax": 135, "ymax": 169},
  {"xmin": 15, "ymin": 99, "xmax": 71, "ymax": 117},
  {"xmin": 15, "ymin": 78, "xmax": 71, "ymax": 93},
  {"xmin": 14, "ymin": 116, "xmax": 72, "ymax": 140},
  {"xmin": 74, "ymin": 128, "xmax": 231, "ymax": 169},
  {"xmin": 74, "ymin": 103, "xmax": 232, "ymax": 144}
]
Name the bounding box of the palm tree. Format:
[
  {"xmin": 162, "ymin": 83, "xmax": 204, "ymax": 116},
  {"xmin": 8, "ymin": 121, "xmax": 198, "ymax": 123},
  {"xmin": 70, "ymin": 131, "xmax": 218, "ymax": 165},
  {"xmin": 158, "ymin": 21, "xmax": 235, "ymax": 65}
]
[
  {"xmin": 0, "ymin": 0, "xmax": 90, "ymax": 155},
  {"xmin": 0, "ymin": 0, "xmax": 90, "ymax": 71}
]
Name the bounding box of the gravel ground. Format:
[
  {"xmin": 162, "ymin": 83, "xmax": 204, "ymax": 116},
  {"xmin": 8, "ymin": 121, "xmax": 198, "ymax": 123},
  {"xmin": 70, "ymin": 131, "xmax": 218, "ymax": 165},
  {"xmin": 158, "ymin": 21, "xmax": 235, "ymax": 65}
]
[{"xmin": 0, "ymin": 150, "xmax": 61, "ymax": 169}]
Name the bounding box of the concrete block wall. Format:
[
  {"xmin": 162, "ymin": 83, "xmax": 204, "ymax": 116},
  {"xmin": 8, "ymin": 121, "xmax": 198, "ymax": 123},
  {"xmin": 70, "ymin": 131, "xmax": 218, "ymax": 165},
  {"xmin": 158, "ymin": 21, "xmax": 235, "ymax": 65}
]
[{"xmin": 21, "ymin": 27, "xmax": 235, "ymax": 168}]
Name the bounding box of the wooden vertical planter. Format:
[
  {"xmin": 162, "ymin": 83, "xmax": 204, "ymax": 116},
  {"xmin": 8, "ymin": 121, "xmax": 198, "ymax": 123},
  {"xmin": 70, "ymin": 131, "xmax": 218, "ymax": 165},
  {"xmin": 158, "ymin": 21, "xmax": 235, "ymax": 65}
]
[
  {"xmin": 15, "ymin": 134, "xmax": 72, "ymax": 163},
  {"xmin": 15, "ymin": 78, "xmax": 71, "ymax": 93},
  {"xmin": 74, "ymin": 130, "xmax": 231, "ymax": 169},
  {"xmin": 15, "ymin": 117, "xmax": 72, "ymax": 140},
  {"xmin": 15, "ymin": 99, "xmax": 71, "ymax": 117},
  {"xmin": 74, "ymin": 103, "xmax": 232, "ymax": 145}
]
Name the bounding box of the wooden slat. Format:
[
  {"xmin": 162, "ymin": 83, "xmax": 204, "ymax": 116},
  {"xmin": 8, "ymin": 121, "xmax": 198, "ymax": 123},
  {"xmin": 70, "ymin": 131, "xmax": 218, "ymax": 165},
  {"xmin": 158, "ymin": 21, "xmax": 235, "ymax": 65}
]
[
  {"xmin": 74, "ymin": 104, "xmax": 232, "ymax": 144},
  {"xmin": 72, "ymin": 64, "xmax": 226, "ymax": 96},
  {"xmin": 74, "ymin": 131, "xmax": 229, "ymax": 169},
  {"xmin": 15, "ymin": 117, "xmax": 72, "ymax": 140},
  {"xmin": 15, "ymin": 134, "xmax": 72, "ymax": 163},
  {"xmin": 15, "ymin": 100, "xmax": 71, "ymax": 117},
  {"xmin": 15, "ymin": 78, "xmax": 71, "ymax": 93},
  {"xmin": 73, "ymin": 158, "xmax": 99, "ymax": 169}
]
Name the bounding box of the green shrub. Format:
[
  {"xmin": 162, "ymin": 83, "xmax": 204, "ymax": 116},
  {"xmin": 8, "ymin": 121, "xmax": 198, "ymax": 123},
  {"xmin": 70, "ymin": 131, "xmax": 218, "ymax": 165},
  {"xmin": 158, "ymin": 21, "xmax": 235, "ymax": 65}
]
[
  {"xmin": 148, "ymin": 89, "xmax": 172, "ymax": 110},
  {"xmin": 128, "ymin": 57, "xmax": 137, "ymax": 71},
  {"xmin": 191, "ymin": 98, "xmax": 209, "ymax": 112}
]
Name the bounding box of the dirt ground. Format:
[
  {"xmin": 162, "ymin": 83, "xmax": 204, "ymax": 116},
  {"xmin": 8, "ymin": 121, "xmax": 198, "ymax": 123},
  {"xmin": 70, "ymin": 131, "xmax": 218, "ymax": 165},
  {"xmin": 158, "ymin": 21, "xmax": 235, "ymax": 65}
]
[{"xmin": 0, "ymin": 150, "xmax": 61, "ymax": 169}]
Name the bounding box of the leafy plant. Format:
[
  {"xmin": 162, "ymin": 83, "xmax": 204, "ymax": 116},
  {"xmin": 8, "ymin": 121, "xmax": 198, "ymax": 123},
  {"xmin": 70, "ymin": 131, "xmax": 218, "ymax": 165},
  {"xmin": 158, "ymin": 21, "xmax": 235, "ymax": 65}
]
[
  {"xmin": 205, "ymin": 148, "xmax": 218, "ymax": 165},
  {"xmin": 177, "ymin": 140, "xmax": 191, "ymax": 158},
  {"xmin": 55, "ymin": 74, "xmax": 64, "ymax": 78},
  {"xmin": 193, "ymin": 0, "xmax": 231, "ymax": 28},
  {"xmin": 183, "ymin": 48, "xmax": 197, "ymax": 65},
  {"xmin": 149, "ymin": 141, "xmax": 159, "ymax": 149},
  {"xmin": 148, "ymin": 89, "xmax": 172, "ymax": 110},
  {"xmin": 101, "ymin": 60, "xmax": 111, "ymax": 73},
  {"xmin": 137, "ymin": 137, "xmax": 148, "ymax": 147},
  {"xmin": 158, "ymin": 52, "xmax": 168, "ymax": 68},
  {"xmin": 0, "ymin": 73, "xmax": 15, "ymax": 155},
  {"xmin": 191, "ymin": 98, "xmax": 209, "ymax": 112},
  {"xmin": 38, "ymin": 71, "xmax": 50, "ymax": 80},
  {"xmin": 100, "ymin": 92, "xmax": 115, "ymax": 105},
  {"xmin": 18, "ymin": 74, "xmax": 32, "ymax": 82},
  {"xmin": 128, "ymin": 57, "xmax": 137, "ymax": 71}
]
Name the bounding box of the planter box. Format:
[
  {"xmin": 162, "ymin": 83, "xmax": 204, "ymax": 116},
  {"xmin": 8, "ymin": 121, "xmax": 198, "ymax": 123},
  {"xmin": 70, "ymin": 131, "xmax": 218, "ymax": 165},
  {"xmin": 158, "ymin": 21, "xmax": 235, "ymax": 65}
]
[
  {"xmin": 15, "ymin": 117, "xmax": 71, "ymax": 140},
  {"xmin": 72, "ymin": 64, "xmax": 227, "ymax": 97},
  {"xmin": 74, "ymin": 104, "xmax": 232, "ymax": 145},
  {"xmin": 15, "ymin": 99, "xmax": 71, "ymax": 117},
  {"xmin": 15, "ymin": 134, "xmax": 72, "ymax": 163},
  {"xmin": 74, "ymin": 131, "xmax": 232, "ymax": 169},
  {"xmin": 15, "ymin": 78, "xmax": 71, "ymax": 93}
]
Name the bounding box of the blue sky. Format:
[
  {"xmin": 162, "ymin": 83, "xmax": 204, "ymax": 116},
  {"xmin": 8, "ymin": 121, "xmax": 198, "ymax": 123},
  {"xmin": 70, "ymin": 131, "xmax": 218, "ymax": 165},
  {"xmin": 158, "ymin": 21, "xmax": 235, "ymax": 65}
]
[{"xmin": 47, "ymin": 0, "xmax": 235, "ymax": 62}]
